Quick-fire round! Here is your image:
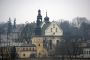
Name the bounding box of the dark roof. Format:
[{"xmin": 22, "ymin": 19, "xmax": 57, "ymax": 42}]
[{"xmin": 16, "ymin": 44, "xmax": 36, "ymax": 47}]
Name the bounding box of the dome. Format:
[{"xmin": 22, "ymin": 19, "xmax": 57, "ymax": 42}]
[
  {"xmin": 44, "ymin": 12, "xmax": 49, "ymax": 23},
  {"xmin": 44, "ymin": 16, "xmax": 49, "ymax": 20}
]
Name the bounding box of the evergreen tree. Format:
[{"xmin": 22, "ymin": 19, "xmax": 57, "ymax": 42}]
[
  {"xmin": 7, "ymin": 17, "xmax": 12, "ymax": 34},
  {"xmin": 13, "ymin": 18, "xmax": 16, "ymax": 32},
  {"xmin": 20, "ymin": 22, "xmax": 35, "ymax": 43}
]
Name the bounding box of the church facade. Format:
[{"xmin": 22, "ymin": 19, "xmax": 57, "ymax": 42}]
[{"xmin": 44, "ymin": 21, "xmax": 63, "ymax": 56}]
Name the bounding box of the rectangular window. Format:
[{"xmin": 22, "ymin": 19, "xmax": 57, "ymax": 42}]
[
  {"xmin": 84, "ymin": 51, "xmax": 86, "ymax": 54},
  {"xmin": 26, "ymin": 48, "xmax": 28, "ymax": 51},
  {"xmin": 34, "ymin": 47, "xmax": 36, "ymax": 51},
  {"xmin": 56, "ymin": 28, "xmax": 57, "ymax": 32},
  {"xmin": 87, "ymin": 51, "xmax": 88, "ymax": 54},
  {"xmin": 23, "ymin": 48, "xmax": 25, "ymax": 51},
  {"xmin": 49, "ymin": 40, "xmax": 52, "ymax": 49},
  {"xmin": 53, "ymin": 33, "xmax": 55, "ymax": 35},
  {"xmin": 51, "ymin": 28, "xmax": 52, "ymax": 32},
  {"xmin": 29, "ymin": 48, "xmax": 31, "ymax": 51},
  {"xmin": 57, "ymin": 40, "xmax": 59, "ymax": 46},
  {"xmin": 89, "ymin": 51, "xmax": 90, "ymax": 54},
  {"xmin": 32, "ymin": 47, "xmax": 34, "ymax": 51}
]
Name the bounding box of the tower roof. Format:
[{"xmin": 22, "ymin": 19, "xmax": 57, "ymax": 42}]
[
  {"xmin": 38, "ymin": 9, "xmax": 41, "ymax": 16},
  {"xmin": 44, "ymin": 11, "xmax": 49, "ymax": 22},
  {"xmin": 38, "ymin": 9, "xmax": 41, "ymax": 13}
]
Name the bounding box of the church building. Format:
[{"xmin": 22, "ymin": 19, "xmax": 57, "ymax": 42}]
[{"xmin": 32, "ymin": 9, "xmax": 63, "ymax": 56}]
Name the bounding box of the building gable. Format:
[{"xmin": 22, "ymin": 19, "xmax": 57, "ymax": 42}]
[{"xmin": 45, "ymin": 21, "xmax": 63, "ymax": 36}]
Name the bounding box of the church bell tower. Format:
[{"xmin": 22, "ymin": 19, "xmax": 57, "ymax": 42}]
[
  {"xmin": 35, "ymin": 9, "xmax": 42, "ymax": 36},
  {"xmin": 37, "ymin": 9, "xmax": 42, "ymax": 22}
]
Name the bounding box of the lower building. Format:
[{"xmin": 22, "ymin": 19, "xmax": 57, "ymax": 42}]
[
  {"xmin": 82, "ymin": 47, "xmax": 90, "ymax": 58},
  {"xmin": 16, "ymin": 44, "xmax": 36, "ymax": 58}
]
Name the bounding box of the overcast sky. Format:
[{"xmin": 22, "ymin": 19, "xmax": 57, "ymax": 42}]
[{"xmin": 0, "ymin": 0, "xmax": 90, "ymax": 24}]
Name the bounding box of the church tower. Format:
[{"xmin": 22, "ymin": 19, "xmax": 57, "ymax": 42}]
[
  {"xmin": 44, "ymin": 11, "xmax": 49, "ymax": 23},
  {"xmin": 37, "ymin": 9, "xmax": 42, "ymax": 22},
  {"xmin": 35, "ymin": 9, "xmax": 42, "ymax": 36}
]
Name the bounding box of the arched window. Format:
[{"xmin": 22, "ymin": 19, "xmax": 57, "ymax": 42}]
[
  {"xmin": 51, "ymin": 28, "xmax": 52, "ymax": 32},
  {"xmin": 38, "ymin": 44, "xmax": 40, "ymax": 46},
  {"xmin": 49, "ymin": 40, "xmax": 52, "ymax": 49},
  {"xmin": 23, "ymin": 54, "xmax": 25, "ymax": 56},
  {"xmin": 39, "ymin": 53, "xmax": 41, "ymax": 56},
  {"xmin": 57, "ymin": 40, "xmax": 59, "ymax": 46}
]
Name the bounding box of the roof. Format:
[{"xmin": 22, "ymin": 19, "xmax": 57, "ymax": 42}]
[
  {"xmin": 41, "ymin": 22, "xmax": 51, "ymax": 35},
  {"xmin": 16, "ymin": 43, "xmax": 36, "ymax": 47}
]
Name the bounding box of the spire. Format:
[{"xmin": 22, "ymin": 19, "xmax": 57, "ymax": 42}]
[
  {"xmin": 37, "ymin": 9, "xmax": 42, "ymax": 27},
  {"xmin": 44, "ymin": 11, "xmax": 49, "ymax": 23},
  {"xmin": 13, "ymin": 18, "xmax": 16, "ymax": 28},
  {"xmin": 13, "ymin": 18, "xmax": 16, "ymax": 32},
  {"xmin": 46, "ymin": 11, "xmax": 47, "ymax": 17},
  {"xmin": 35, "ymin": 9, "xmax": 42, "ymax": 36}
]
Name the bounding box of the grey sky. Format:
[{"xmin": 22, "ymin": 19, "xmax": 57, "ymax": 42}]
[{"xmin": 0, "ymin": 0, "xmax": 90, "ymax": 24}]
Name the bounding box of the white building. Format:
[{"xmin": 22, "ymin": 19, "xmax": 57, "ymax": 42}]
[
  {"xmin": 42, "ymin": 21, "xmax": 63, "ymax": 55},
  {"xmin": 83, "ymin": 47, "xmax": 90, "ymax": 58}
]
